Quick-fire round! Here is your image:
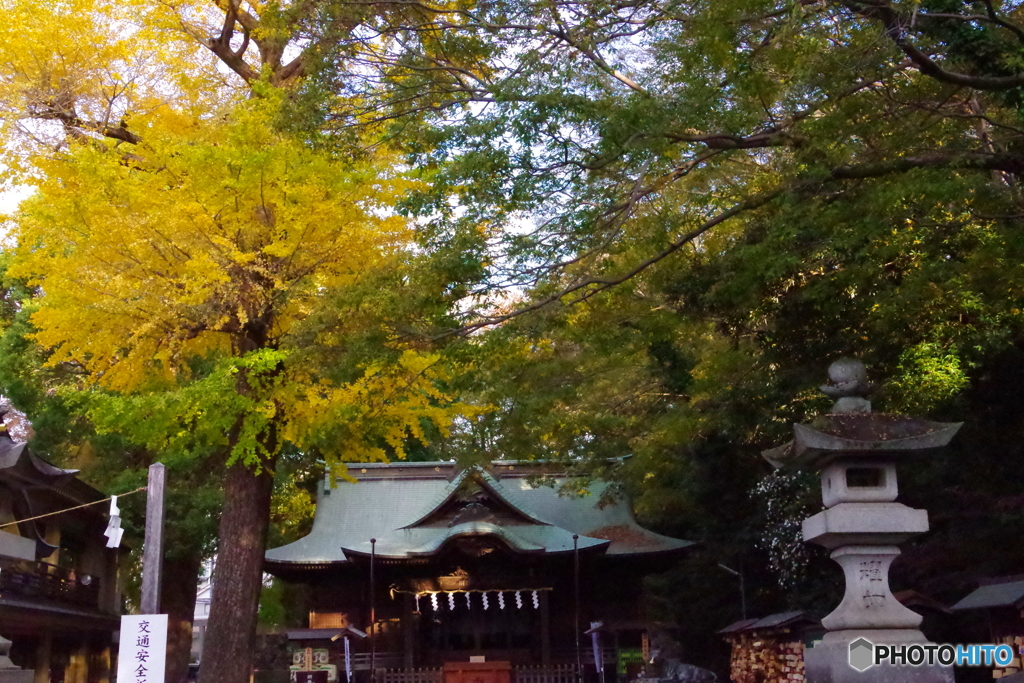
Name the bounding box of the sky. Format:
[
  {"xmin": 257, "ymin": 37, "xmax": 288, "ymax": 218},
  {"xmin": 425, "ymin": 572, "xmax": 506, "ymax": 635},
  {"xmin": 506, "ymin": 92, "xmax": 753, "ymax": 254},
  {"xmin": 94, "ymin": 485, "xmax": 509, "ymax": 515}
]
[{"xmin": 0, "ymin": 185, "xmax": 33, "ymax": 244}]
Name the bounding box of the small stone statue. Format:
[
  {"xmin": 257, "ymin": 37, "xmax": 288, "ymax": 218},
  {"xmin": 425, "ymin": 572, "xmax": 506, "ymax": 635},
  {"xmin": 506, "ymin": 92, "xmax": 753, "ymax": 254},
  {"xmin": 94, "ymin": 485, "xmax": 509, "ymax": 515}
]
[{"xmin": 647, "ymin": 631, "xmax": 716, "ymax": 683}]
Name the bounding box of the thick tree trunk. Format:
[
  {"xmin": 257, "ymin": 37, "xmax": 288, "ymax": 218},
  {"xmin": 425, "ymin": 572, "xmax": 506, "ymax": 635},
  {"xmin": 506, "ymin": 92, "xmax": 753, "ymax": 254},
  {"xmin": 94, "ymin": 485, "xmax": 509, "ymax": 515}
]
[
  {"xmin": 198, "ymin": 459, "xmax": 276, "ymax": 683},
  {"xmin": 162, "ymin": 553, "xmax": 202, "ymax": 683}
]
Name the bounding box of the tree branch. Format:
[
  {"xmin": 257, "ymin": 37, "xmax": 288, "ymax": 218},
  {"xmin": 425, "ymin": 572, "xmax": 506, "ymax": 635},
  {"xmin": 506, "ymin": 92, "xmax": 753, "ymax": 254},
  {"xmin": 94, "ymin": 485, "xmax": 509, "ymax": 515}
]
[
  {"xmin": 846, "ymin": 0, "xmax": 1024, "ymax": 90},
  {"xmin": 444, "ymin": 149, "xmax": 1024, "ymax": 337},
  {"xmin": 31, "ymin": 107, "xmax": 140, "ymax": 145}
]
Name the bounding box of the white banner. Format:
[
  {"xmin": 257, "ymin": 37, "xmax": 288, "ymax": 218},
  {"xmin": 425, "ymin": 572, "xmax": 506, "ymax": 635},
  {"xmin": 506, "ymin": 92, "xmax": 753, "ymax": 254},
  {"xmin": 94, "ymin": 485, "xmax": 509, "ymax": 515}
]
[{"xmin": 116, "ymin": 614, "xmax": 168, "ymax": 683}]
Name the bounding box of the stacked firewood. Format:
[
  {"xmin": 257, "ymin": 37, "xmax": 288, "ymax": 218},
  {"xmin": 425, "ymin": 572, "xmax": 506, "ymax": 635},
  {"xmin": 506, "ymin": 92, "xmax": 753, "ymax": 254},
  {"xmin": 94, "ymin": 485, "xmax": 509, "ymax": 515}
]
[
  {"xmin": 993, "ymin": 634, "xmax": 1023, "ymax": 679},
  {"xmin": 723, "ymin": 630, "xmax": 806, "ymax": 683}
]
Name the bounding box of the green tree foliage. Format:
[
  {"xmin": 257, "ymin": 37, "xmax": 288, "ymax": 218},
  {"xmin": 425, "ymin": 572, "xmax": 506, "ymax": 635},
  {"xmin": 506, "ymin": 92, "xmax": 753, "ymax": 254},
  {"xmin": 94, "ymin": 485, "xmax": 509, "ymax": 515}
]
[
  {"xmin": 292, "ymin": 0, "xmax": 1024, "ymax": 665},
  {"xmin": 0, "ymin": 1, "xmax": 481, "ymax": 680},
  {"xmin": 0, "ymin": 250, "xmax": 223, "ymax": 682}
]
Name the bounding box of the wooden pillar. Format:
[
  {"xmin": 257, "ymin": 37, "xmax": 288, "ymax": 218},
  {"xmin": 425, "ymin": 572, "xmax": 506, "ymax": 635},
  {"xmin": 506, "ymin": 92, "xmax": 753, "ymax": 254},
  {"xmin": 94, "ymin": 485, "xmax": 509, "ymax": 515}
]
[
  {"xmin": 65, "ymin": 641, "xmax": 88, "ymax": 683},
  {"xmin": 403, "ymin": 593, "xmax": 415, "ymax": 669},
  {"xmin": 33, "ymin": 634, "xmax": 51, "ymax": 683},
  {"xmin": 140, "ymin": 462, "xmax": 165, "ymax": 615},
  {"xmin": 97, "ymin": 643, "xmax": 111, "ymax": 683},
  {"xmin": 540, "ymin": 591, "xmax": 551, "ymax": 666},
  {"xmin": 473, "ymin": 607, "xmax": 483, "ymax": 653}
]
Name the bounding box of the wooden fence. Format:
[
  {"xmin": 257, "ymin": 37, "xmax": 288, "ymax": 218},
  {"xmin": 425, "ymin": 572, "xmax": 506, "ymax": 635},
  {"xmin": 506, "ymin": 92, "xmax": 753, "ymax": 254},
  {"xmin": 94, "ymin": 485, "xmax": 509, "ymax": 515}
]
[
  {"xmin": 350, "ymin": 653, "xmax": 405, "ymax": 670},
  {"xmin": 382, "ymin": 669, "xmax": 443, "ymax": 683},
  {"xmin": 379, "ymin": 664, "xmax": 578, "ymax": 683},
  {"xmin": 514, "ymin": 664, "xmax": 578, "ymax": 683}
]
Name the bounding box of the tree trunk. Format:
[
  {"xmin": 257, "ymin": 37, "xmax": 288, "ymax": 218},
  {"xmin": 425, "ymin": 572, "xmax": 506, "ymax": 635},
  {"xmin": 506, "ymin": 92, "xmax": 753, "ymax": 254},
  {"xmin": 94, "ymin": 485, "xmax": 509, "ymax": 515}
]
[
  {"xmin": 198, "ymin": 459, "xmax": 276, "ymax": 683},
  {"xmin": 162, "ymin": 553, "xmax": 202, "ymax": 683}
]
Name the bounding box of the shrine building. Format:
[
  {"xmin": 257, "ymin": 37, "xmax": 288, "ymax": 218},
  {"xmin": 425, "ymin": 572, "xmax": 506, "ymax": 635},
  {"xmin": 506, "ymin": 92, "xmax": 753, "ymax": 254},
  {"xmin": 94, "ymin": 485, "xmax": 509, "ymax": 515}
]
[{"xmin": 264, "ymin": 460, "xmax": 693, "ymax": 680}]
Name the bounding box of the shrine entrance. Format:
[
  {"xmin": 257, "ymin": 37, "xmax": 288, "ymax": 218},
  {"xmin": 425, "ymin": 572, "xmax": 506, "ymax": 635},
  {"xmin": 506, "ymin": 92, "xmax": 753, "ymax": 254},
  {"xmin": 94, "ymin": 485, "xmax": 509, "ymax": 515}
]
[{"xmin": 415, "ymin": 590, "xmax": 545, "ymax": 665}]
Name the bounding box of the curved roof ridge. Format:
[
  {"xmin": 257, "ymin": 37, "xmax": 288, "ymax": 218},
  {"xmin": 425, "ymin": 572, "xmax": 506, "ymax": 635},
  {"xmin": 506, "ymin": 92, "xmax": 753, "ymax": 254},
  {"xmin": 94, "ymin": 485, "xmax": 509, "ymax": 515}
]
[
  {"xmin": 479, "ymin": 472, "xmax": 555, "ymax": 526},
  {"xmin": 398, "ymin": 468, "xmax": 473, "ymax": 529},
  {"xmin": 399, "ymin": 467, "xmax": 553, "ymax": 530}
]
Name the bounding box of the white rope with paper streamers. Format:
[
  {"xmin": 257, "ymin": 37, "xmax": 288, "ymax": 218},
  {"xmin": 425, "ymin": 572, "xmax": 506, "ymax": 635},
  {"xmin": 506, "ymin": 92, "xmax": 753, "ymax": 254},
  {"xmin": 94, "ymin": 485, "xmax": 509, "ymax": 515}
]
[
  {"xmin": 532, "ymin": 591, "xmax": 539, "ymax": 608},
  {"xmin": 448, "ymin": 592, "xmax": 456, "ymax": 610},
  {"xmin": 466, "ymin": 592, "xmax": 472, "ymax": 609},
  {"xmin": 482, "ymin": 592, "xmax": 489, "ymax": 609},
  {"xmin": 431, "ymin": 593, "xmax": 439, "ymax": 611},
  {"xmin": 515, "ymin": 591, "xmax": 523, "ymax": 608},
  {"xmin": 497, "ymin": 592, "xmax": 505, "ymax": 609}
]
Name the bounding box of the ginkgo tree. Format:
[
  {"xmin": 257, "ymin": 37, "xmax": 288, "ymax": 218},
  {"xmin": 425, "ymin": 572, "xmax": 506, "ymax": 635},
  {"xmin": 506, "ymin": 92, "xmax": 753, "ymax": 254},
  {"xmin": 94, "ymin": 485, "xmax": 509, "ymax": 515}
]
[{"xmin": 0, "ymin": 1, "xmax": 480, "ymax": 681}]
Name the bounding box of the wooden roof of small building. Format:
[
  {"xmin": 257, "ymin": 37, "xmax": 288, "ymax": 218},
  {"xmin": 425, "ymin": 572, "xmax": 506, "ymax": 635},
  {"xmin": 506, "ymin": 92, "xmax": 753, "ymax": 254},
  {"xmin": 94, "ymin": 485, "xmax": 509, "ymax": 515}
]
[
  {"xmin": 265, "ymin": 461, "xmax": 693, "ymax": 569},
  {"xmin": 0, "ymin": 432, "xmax": 110, "ymax": 535},
  {"xmin": 718, "ymin": 612, "xmax": 822, "ymax": 637},
  {"xmin": 951, "ymin": 577, "xmax": 1024, "ymax": 612}
]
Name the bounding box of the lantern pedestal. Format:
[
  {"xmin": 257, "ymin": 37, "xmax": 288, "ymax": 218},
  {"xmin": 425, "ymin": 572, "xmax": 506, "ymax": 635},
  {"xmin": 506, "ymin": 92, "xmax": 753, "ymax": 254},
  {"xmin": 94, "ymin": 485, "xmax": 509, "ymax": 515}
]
[{"xmin": 805, "ymin": 631, "xmax": 952, "ymax": 683}]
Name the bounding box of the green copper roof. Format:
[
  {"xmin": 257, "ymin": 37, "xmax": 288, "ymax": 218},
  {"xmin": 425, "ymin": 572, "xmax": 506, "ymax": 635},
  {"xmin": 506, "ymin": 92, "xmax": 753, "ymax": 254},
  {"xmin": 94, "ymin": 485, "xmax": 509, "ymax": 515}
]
[{"xmin": 265, "ymin": 461, "xmax": 693, "ymax": 567}]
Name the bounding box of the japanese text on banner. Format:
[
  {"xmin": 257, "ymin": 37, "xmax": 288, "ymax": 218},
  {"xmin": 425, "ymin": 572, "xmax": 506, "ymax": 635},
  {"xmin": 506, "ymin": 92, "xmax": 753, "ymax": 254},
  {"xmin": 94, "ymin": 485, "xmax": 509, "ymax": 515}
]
[{"xmin": 117, "ymin": 614, "xmax": 167, "ymax": 683}]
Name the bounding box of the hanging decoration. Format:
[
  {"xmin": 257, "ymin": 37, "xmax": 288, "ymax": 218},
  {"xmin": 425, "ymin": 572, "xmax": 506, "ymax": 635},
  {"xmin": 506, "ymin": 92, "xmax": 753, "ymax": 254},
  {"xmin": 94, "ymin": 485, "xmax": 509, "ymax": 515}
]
[
  {"xmin": 329, "ymin": 626, "xmax": 365, "ymax": 683},
  {"xmin": 586, "ymin": 622, "xmax": 605, "ymax": 675},
  {"xmin": 391, "ymin": 587, "xmax": 553, "ymax": 614},
  {"xmin": 104, "ymin": 495, "xmax": 123, "ymax": 548},
  {"xmin": 343, "ymin": 634, "xmax": 352, "ymax": 683}
]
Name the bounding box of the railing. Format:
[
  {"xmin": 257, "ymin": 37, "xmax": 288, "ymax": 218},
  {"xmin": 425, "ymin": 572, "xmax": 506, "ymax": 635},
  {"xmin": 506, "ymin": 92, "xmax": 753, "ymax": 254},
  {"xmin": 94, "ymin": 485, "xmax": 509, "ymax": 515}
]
[
  {"xmin": 382, "ymin": 669, "xmax": 442, "ymax": 683},
  {"xmin": 515, "ymin": 665, "xmax": 578, "ymax": 683},
  {"xmin": 550, "ymin": 649, "xmax": 618, "ymax": 666},
  {"xmin": 351, "ymin": 653, "xmax": 406, "ymax": 670},
  {"xmin": 0, "ymin": 563, "xmax": 100, "ymax": 608}
]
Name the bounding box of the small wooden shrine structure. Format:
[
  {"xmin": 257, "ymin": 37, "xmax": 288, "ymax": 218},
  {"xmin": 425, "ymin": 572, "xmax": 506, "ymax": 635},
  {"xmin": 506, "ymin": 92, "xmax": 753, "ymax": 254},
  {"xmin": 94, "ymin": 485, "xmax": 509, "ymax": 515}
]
[{"xmin": 264, "ymin": 461, "xmax": 693, "ymax": 681}]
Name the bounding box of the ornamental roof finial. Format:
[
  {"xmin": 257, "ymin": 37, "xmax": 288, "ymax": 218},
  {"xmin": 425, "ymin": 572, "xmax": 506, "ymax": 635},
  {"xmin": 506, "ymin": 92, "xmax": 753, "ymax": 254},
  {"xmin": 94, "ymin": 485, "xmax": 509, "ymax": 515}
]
[{"xmin": 820, "ymin": 358, "xmax": 874, "ymax": 414}]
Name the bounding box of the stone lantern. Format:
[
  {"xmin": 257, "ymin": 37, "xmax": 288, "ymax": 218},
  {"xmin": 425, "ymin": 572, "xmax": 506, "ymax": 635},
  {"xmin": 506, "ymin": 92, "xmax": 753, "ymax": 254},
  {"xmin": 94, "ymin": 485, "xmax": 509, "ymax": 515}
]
[{"xmin": 763, "ymin": 359, "xmax": 960, "ymax": 683}]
